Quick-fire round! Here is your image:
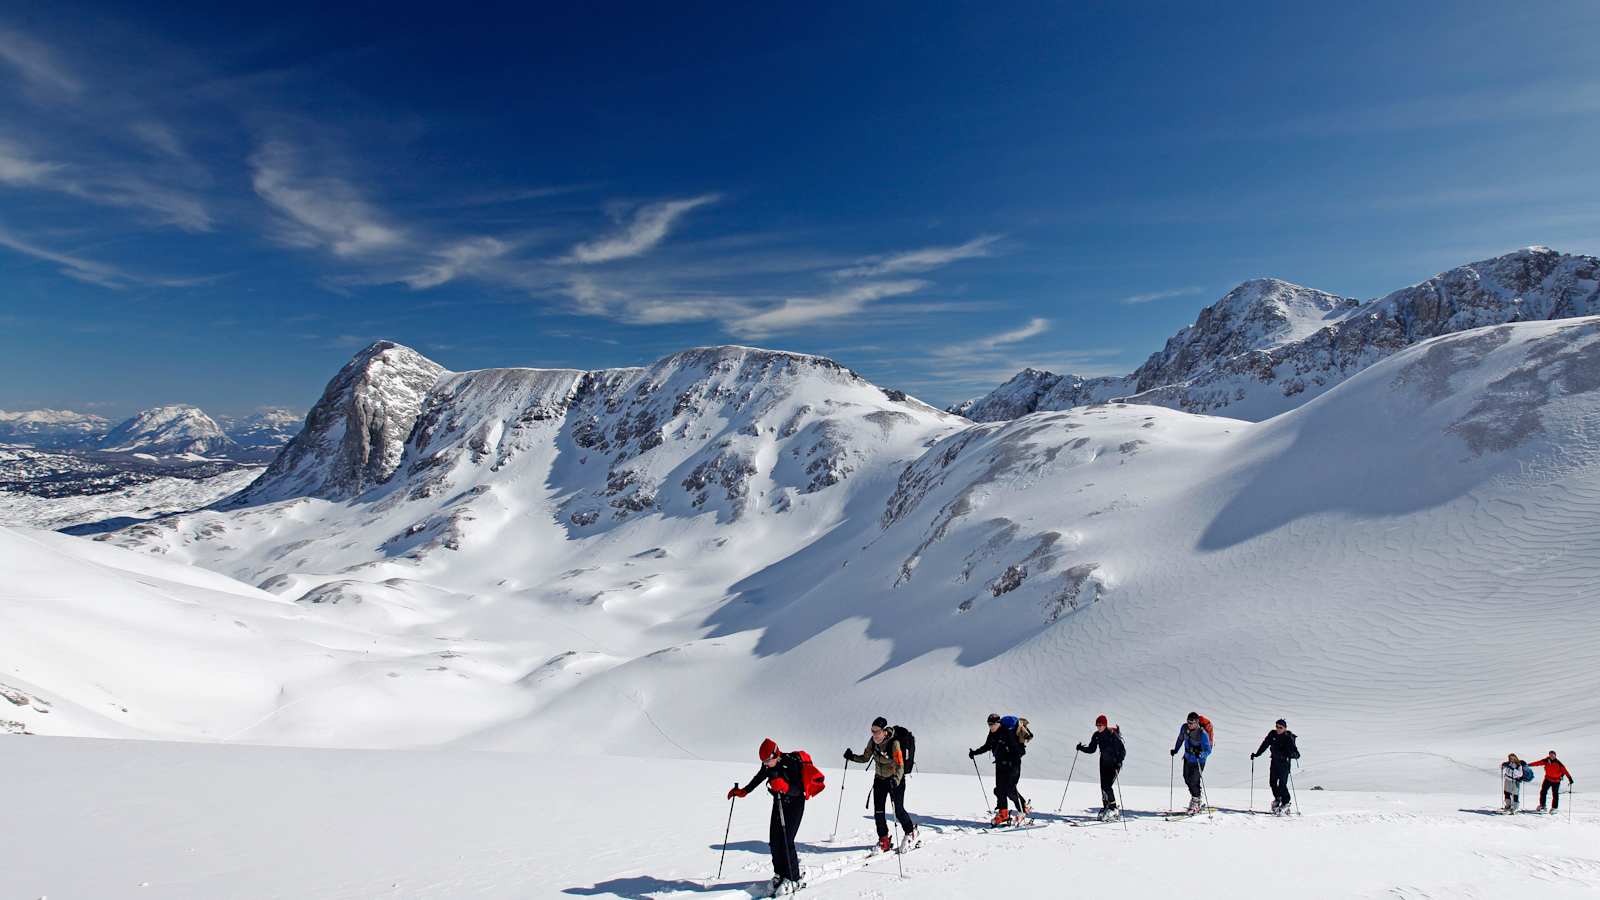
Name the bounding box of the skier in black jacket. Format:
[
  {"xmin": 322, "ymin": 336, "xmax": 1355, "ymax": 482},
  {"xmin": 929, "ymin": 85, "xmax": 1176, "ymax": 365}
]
[
  {"xmin": 969, "ymin": 713, "xmax": 1029, "ymax": 825},
  {"xmin": 728, "ymin": 738, "xmax": 807, "ymax": 894},
  {"xmin": 1250, "ymin": 718, "xmax": 1300, "ymax": 814},
  {"xmin": 1076, "ymin": 714, "xmax": 1126, "ymax": 820}
]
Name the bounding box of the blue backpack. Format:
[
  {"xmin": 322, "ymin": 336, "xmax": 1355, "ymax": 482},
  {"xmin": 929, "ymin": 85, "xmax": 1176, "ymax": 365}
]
[{"xmin": 1520, "ymin": 766, "xmax": 1536, "ymax": 783}]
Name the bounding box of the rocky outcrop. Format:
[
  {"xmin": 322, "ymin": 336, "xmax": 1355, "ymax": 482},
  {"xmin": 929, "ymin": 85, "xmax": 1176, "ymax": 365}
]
[{"xmin": 229, "ymin": 342, "xmax": 446, "ymax": 503}]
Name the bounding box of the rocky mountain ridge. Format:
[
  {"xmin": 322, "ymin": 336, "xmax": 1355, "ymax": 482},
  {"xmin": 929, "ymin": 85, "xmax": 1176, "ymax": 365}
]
[{"xmin": 954, "ymin": 247, "xmax": 1600, "ymax": 421}]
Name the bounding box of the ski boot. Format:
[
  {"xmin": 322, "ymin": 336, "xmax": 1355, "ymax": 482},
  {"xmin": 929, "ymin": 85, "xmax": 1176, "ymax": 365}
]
[
  {"xmin": 1187, "ymin": 797, "xmax": 1203, "ymax": 815},
  {"xmin": 898, "ymin": 828, "xmax": 919, "ymax": 853},
  {"xmin": 991, "ymin": 808, "xmax": 1011, "ymax": 827},
  {"xmin": 875, "ymin": 835, "xmax": 892, "ymax": 854}
]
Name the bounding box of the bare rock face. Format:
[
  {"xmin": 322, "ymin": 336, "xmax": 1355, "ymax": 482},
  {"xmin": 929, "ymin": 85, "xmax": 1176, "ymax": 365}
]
[
  {"xmin": 230, "ymin": 341, "xmax": 446, "ymax": 504},
  {"xmin": 955, "ymin": 248, "xmax": 1600, "ymax": 422}
]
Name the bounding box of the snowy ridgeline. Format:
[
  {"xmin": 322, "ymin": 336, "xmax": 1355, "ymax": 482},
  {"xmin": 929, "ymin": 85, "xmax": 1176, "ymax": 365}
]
[
  {"xmin": 2, "ymin": 316, "xmax": 1599, "ymax": 799},
  {"xmin": 953, "ymin": 247, "xmax": 1600, "ymax": 422},
  {"xmin": 0, "ymin": 404, "xmax": 300, "ymax": 458},
  {"xmin": 2, "ymin": 737, "xmax": 1597, "ymax": 899}
]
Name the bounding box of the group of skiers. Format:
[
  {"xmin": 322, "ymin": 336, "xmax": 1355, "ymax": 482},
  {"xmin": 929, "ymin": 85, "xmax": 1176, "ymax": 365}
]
[
  {"xmin": 727, "ymin": 714, "xmax": 1577, "ymax": 896},
  {"xmin": 726, "ymin": 711, "xmax": 1303, "ymax": 895},
  {"xmin": 1500, "ymin": 750, "xmax": 1577, "ymax": 814}
]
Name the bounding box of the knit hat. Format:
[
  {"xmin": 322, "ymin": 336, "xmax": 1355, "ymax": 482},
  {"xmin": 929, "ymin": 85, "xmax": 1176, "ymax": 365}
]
[
  {"xmin": 1276, "ymin": 718, "xmax": 1287, "ymax": 727},
  {"xmin": 1186, "ymin": 711, "xmax": 1199, "ymax": 723},
  {"xmin": 1095, "ymin": 714, "xmax": 1108, "ymax": 727},
  {"xmin": 872, "ymin": 716, "xmax": 889, "ymax": 729},
  {"xmin": 987, "ymin": 713, "xmax": 1001, "ymax": 724},
  {"xmin": 758, "ymin": 738, "xmax": 779, "ymax": 761}
]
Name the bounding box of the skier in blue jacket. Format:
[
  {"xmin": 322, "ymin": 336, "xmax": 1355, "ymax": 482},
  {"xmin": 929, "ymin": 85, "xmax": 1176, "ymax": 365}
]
[{"xmin": 1169, "ymin": 711, "xmax": 1212, "ymax": 813}]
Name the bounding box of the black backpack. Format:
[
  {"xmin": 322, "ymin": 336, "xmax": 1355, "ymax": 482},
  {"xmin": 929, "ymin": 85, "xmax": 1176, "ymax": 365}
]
[{"xmin": 894, "ymin": 726, "xmax": 917, "ymax": 774}]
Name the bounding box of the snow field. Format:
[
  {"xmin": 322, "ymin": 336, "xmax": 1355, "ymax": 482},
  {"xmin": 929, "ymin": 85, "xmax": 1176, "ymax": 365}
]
[{"xmin": 2, "ymin": 736, "xmax": 1597, "ymax": 899}]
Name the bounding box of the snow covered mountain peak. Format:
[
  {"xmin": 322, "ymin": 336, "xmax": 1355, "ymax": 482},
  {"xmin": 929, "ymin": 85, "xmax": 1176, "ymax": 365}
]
[
  {"xmin": 230, "ymin": 341, "xmax": 447, "ymax": 504},
  {"xmin": 1128, "ymin": 278, "xmax": 1359, "ymax": 392},
  {"xmin": 956, "ymin": 246, "xmax": 1600, "ymax": 423},
  {"xmin": 0, "ymin": 408, "xmax": 110, "ymax": 448},
  {"xmin": 98, "ymin": 405, "xmax": 232, "ymax": 456}
]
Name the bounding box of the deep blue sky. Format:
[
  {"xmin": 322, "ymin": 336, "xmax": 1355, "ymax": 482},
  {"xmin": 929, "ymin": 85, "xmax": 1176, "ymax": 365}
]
[{"xmin": 3, "ymin": 1, "xmax": 1599, "ymax": 418}]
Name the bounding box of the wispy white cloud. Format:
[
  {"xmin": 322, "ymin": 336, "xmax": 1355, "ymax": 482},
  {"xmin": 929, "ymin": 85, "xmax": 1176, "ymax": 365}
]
[
  {"xmin": 563, "ymin": 275, "xmax": 748, "ymax": 325},
  {"xmin": 0, "ymin": 224, "xmax": 209, "ymax": 289},
  {"xmin": 0, "ymin": 139, "xmax": 211, "ymax": 231},
  {"xmin": 1271, "ymin": 81, "xmax": 1600, "ymax": 139},
  {"xmin": 944, "ymin": 317, "xmax": 1051, "ymax": 356},
  {"xmin": 0, "ymin": 140, "xmax": 61, "ymax": 183},
  {"xmin": 1120, "ymin": 285, "xmax": 1204, "ymax": 305},
  {"xmin": 835, "ymin": 234, "xmax": 1003, "ymax": 278},
  {"xmin": 567, "ymin": 194, "xmax": 719, "ymax": 263},
  {"xmin": 0, "ymin": 26, "xmax": 83, "ymax": 96},
  {"xmin": 129, "ymin": 121, "xmax": 186, "ymax": 158},
  {"xmin": 250, "ymin": 141, "xmax": 404, "ymax": 256},
  {"xmin": 403, "ymin": 237, "xmax": 511, "ymax": 289},
  {"xmin": 727, "ymin": 280, "xmax": 926, "ymax": 338}
]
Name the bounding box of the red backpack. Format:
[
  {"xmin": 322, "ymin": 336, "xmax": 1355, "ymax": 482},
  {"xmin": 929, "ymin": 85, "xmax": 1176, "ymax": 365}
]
[
  {"xmin": 1196, "ymin": 715, "xmax": 1215, "ymax": 746},
  {"xmin": 795, "ymin": 750, "xmax": 827, "ymax": 798}
]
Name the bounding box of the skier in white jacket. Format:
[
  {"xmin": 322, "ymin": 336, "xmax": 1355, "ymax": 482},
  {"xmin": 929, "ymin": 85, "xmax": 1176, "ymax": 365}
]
[{"xmin": 1500, "ymin": 753, "xmax": 1532, "ymax": 813}]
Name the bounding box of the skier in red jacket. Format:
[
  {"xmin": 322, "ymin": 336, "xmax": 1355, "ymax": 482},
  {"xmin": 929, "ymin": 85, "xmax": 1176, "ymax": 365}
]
[
  {"xmin": 1530, "ymin": 750, "xmax": 1576, "ymax": 813},
  {"xmin": 727, "ymin": 739, "xmax": 807, "ymax": 895}
]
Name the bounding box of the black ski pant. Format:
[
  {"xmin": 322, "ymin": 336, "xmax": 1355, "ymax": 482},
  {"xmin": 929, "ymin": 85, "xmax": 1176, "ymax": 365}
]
[
  {"xmin": 768, "ymin": 794, "xmax": 805, "ymax": 881},
  {"xmin": 994, "ymin": 761, "xmax": 1026, "ymax": 812},
  {"xmin": 1269, "ymin": 757, "xmax": 1292, "ymax": 805},
  {"xmin": 1099, "ymin": 758, "xmax": 1121, "ymax": 808},
  {"xmin": 871, "ymin": 775, "xmax": 915, "ymax": 837},
  {"xmin": 1540, "ymin": 779, "xmax": 1564, "ymax": 810},
  {"xmin": 1183, "ymin": 759, "xmax": 1205, "ymax": 800}
]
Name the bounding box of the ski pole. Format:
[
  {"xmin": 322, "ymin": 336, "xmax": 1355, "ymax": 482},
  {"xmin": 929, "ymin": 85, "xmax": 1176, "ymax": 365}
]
[
  {"xmin": 775, "ymin": 792, "xmax": 792, "ymax": 886},
  {"xmin": 892, "ymin": 817, "xmax": 904, "ymax": 878},
  {"xmin": 1117, "ymin": 769, "xmax": 1130, "ymax": 833},
  {"xmin": 717, "ymin": 783, "xmax": 737, "ymax": 879},
  {"xmin": 1289, "ymin": 766, "xmax": 1302, "ymax": 816},
  {"xmin": 1056, "ymin": 748, "xmax": 1080, "ymax": 813},
  {"xmin": 973, "ymin": 756, "xmax": 990, "ymax": 814},
  {"xmin": 1249, "ymin": 756, "xmax": 1255, "ymax": 813},
  {"xmin": 830, "ymin": 760, "xmax": 852, "ymax": 841},
  {"xmin": 1168, "ymin": 754, "xmax": 1175, "ymax": 814}
]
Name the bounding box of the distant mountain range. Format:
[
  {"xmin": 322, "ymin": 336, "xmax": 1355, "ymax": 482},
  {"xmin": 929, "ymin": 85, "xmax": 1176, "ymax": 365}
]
[
  {"xmin": 0, "ymin": 404, "xmax": 301, "ymax": 459},
  {"xmin": 951, "ymin": 246, "xmax": 1600, "ymax": 421}
]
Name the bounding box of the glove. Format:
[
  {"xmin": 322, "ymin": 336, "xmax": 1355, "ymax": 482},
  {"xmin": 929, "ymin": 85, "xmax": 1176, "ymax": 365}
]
[
  {"xmin": 770, "ymin": 777, "xmax": 790, "ymax": 794},
  {"xmin": 844, "ymin": 749, "xmax": 852, "ymax": 760},
  {"xmin": 968, "ymin": 749, "xmax": 978, "ymax": 759},
  {"xmin": 1250, "ymin": 753, "xmax": 1259, "ymax": 760},
  {"xmin": 1076, "ymin": 744, "xmax": 1087, "ymax": 753},
  {"xmin": 727, "ymin": 787, "xmax": 747, "ymax": 799},
  {"xmin": 1170, "ymin": 748, "xmax": 1178, "ymax": 757}
]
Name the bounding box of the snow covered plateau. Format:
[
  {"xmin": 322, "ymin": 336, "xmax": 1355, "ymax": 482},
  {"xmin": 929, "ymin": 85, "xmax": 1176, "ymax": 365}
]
[{"xmin": 4, "ymin": 254, "xmax": 1600, "ymax": 898}]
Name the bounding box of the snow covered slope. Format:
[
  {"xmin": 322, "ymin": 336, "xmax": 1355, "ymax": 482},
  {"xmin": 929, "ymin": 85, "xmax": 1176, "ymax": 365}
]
[
  {"xmin": 99, "ymin": 404, "xmax": 235, "ymax": 456},
  {"xmin": 10, "ymin": 318, "xmax": 1597, "ymax": 797},
  {"xmin": 3, "ymin": 737, "xmax": 1597, "ymax": 900},
  {"xmin": 0, "ymin": 462, "xmax": 261, "ymax": 531},
  {"xmin": 959, "ymin": 247, "xmax": 1600, "ymax": 421}
]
